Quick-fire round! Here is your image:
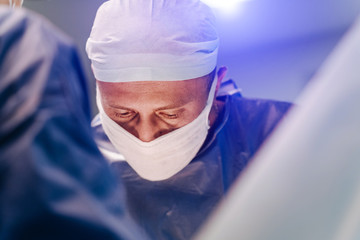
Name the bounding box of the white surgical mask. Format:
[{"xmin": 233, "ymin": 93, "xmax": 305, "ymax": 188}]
[{"xmin": 97, "ymin": 76, "xmax": 217, "ymax": 181}]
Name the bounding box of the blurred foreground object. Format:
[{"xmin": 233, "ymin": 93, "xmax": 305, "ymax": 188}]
[
  {"xmin": 195, "ymin": 14, "xmax": 360, "ymax": 240},
  {"xmin": 0, "ymin": 0, "xmax": 23, "ymax": 8},
  {"xmin": 0, "ymin": 7, "xmax": 147, "ymax": 240}
]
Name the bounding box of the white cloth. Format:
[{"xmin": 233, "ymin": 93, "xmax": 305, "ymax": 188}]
[
  {"xmin": 195, "ymin": 15, "xmax": 360, "ymax": 240},
  {"xmin": 86, "ymin": 0, "xmax": 218, "ymax": 82}
]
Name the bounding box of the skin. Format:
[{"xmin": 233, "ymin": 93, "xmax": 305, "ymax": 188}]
[
  {"xmin": 98, "ymin": 67, "xmax": 227, "ymax": 142},
  {"xmin": 0, "ymin": 0, "xmax": 23, "ymax": 7}
]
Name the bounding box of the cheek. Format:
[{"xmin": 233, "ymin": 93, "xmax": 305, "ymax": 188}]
[
  {"xmin": 101, "ymin": 106, "xmax": 118, "ymax": 122},
  {"xmin": 182, "ymin": 104, "xmax": 206, "ymax": 124}
]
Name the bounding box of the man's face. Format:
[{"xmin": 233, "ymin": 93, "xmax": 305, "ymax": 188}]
[{"xmin": 98, "ymin": 75, "xmax": 211, "ymax": 142}]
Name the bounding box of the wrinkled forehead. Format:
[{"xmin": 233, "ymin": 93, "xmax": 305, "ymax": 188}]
[
  {"xmin": 96, "ymin": 70, "xmax": 215, "ymax": 110},
  {"xmin": 97, "ymin": 75, "xmax": 212, "ymax": 97},
  {"xmin": 96, "ymin": 79, "xmax": 210, "ymax": 114}
]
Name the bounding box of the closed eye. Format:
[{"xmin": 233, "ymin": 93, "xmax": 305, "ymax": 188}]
[
  {"xmin": 114, "ymin": 110, "xmax": 136, "ymax": 119},
  {"xmin": 159, "ymin": 112, "xmax": 179, "ymax": 119},
  {"xmin": 157, "ymin": 107, "xmax": 185, "ymax": 120}
]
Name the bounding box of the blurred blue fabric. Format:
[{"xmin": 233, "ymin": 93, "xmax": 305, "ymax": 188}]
[
  {"xmin": 195, "ymin": 14, "xmax": 360, "ymax": 240},
  {"xmin": 0, "ymin": 7, "xmax": 148, "ymax": 240}
]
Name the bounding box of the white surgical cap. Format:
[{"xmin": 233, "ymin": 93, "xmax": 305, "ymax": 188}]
[{"xmin": 86, "ymin": 0, "xmax": 219, "ymax": 82}]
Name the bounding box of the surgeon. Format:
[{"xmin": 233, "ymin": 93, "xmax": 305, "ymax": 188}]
[
  {"xmin": 0, "ymin": 6, "xmax": 148, "ymax": 240},
  {"xmin": 86, "ymin": 0, "xmax": 292, "ymax": 239}
]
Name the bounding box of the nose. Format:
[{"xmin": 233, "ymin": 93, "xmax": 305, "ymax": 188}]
[{"xmin": 135, "ymin": 118, "xmax": 159, "ymax": 142}]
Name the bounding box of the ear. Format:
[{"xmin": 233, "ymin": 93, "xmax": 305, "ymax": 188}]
[{"xmin": 215, "ymin": 66, "xmax": 228, "ymax": 94}]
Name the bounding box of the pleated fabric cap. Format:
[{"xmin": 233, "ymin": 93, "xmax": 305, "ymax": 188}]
[{"xmin": 86, "ymin": 0, "xmax": 219, "ymax": 82}]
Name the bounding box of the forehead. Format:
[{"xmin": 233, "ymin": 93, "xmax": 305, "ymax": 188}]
[{"xmin": 98, "ymin": 77, "xmax": 209, "ymax": 103}]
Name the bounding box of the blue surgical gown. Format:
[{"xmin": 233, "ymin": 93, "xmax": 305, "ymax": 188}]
[
  {"xmin": 92, "ymin": 82, "xmax": 292, "ymax": 240},
  {"xmin": 0, "ymin": 8, "xmax": 148, "ymax": 240}
]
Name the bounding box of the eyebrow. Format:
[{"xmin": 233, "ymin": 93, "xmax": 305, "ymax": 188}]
[
  {"xmin": 108, "ymin": 103, "xmax": 188, "ymax": 111},
  {"xmin": 156, "ymin": 104, "xmax": 186, "ymax": 111},
  {"xmin": 108, "ymin": 105, "xmax": 134, "ymax": 111}
]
